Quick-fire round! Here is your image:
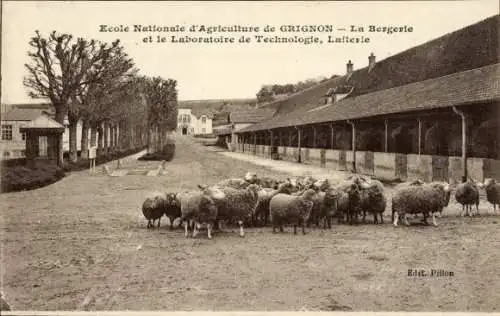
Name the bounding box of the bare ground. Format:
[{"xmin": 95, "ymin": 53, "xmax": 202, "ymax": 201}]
[{"xmin": 1, "ymin": 135, "xmax": 499, "ymax": 311}]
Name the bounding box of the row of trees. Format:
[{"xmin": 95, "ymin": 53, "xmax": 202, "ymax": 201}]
[
  {"xmin": 23, "ymin": 30, "xmax": 178, "ymax": 165},
  {"xmin": 256, "ymin": 76, "xmax": 334, "ymax": 104}
]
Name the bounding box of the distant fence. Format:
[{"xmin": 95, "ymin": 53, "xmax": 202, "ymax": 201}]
[{"xmin": 234, "ymin": 144, "xmax": 500, "ymax": 182}]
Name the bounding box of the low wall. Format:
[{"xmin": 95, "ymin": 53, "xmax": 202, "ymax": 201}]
[
  {"xmin": 234, "ymin": 146, "xmax": 500, "ymax": 182},
  {"xmin": 407, "ymin": 154, "xmax": 433, "ymax": 182},
  {"xmin": 374, "ymin": 152, "xmax": 397, "ymax": 180}
]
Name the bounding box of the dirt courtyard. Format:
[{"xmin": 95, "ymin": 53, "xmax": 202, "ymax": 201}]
[{"xmin": 1, "ymin": 135, "xmax": 499, "ymax": 311}]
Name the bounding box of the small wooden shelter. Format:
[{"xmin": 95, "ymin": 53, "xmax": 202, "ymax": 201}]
[{"xmin": 20, "ymin": 115, "xmax": 65, "ymax": 168}]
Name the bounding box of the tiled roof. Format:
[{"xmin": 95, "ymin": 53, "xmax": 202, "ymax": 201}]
[
  {"xmin": 229, "ymin": 108, "xmax": 276, "ymax": 123},
  {"xmin": 240, "ymin": 14, "xmax": 499, "ymax": 128},
  {"xmin": 213, "ymin": 124, "xmax": 233, "ymax": 135},
  {"xmin": 2, "ymin": 108, "xmax": 49, "ymax": 121},
  {"xmin": 238, "ymin": 63, "xmax": 500, "ymax": 133},
  {"xmin": 19, "ymin": 114, "xmax": 65, "ymax": 130}
]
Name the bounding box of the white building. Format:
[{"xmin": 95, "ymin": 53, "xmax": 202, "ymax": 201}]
[
  {"xmin": 177, "ymin": 108, "xmax": 213, "ymax": 135},
  {"xmin": 1, "ymin": 103, "xmax": 103, "ymax": 159}
]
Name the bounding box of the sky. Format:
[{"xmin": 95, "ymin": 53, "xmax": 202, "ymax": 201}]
[{"xmin": 1, "ymin": 0, "xmax": 498, "ymax": 103}]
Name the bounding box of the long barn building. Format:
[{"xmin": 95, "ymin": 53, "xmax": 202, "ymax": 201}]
[{"xmin": 230, "ymin": 15, "xmax": 500, "ymax": 183}]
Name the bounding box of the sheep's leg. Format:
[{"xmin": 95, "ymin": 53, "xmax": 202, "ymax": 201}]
[
  {"xmin": 422, "ymin": 212, "xmax": 429, "ymax": 225},
  {"xmin": 432, "ymin": 213, "xmax": 438, "ymax": 226},
  {"xmin": 147, "ymin": 220, "xmax": 152, "ymax": 229},
  {"xmin": 280, "ymin": 225, "xmax": 284, "ymax": 233},
  {"xmin": 207, "ymin": 223, "xmax": 213, "ymax": 239},
  {"xmin": 393, "ymin": 211, "xmax": 399, "ymax": 227},
  {"xmin": 403, "ymin": 214, "xmax": 411, "ymax": 226},
  {"xmin": 302, "ymin": 221, "xmax": 307, "ymax": 235},
  {"xmin": 293, "ymin": 224, "xmax": 297, "ymax": 235},
  {"xmin": 169, "ymin": 217, "xmax": 174, "ymax": 230},
  {"xmin": 476, "ymin": 203, "xmax": 480, "ymax": 216},
  {"xmin": 192, "ymin": 222, "xmax": 199, "ymax": 238},
  {"xmin": 373, "ymin": 212, "xmax": 378, "ymax": 224},
  {"xmin": 272, "ymin": 221, "xmax": 277, "ymax": 234},
  {"xmin": 379, "ymin": 212, "xmax": 384, "ymax": 224},
  {"xmin": 157, "ymin": 217, "xmax": 161, "ymax": 229},
  {"xmin": 362, "ymin": 210, "xmax": 367, "ymax": 223},
  {"xmin": 184, "ymin": 221, "xmax": 189, "ymax": 238},
  {"xmin": 238, "ymin": 221, "xmax": 245, "ymax": 237}
]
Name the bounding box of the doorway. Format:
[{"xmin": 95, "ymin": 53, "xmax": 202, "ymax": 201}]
[{"xmin": 182, "ymin": 127, "xmax": 187, "ymax": 135}]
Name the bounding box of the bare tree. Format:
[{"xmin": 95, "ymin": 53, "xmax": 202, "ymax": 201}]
[
  {"xmin": 139, "ymin": 76, "xmax": 178, "ymax": 153},
  {"xmin": 24, "ymin": 30, "xmax": 121, "ymax": 164}
]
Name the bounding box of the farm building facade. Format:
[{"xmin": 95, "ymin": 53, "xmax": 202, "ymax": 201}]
[
  {"xmin": 228, "ymin": 15, "xmax": 499, "ymax": 183},
  {"xmin": 177, "ymin": 108, "xmax": 213, "ymax": 136}
]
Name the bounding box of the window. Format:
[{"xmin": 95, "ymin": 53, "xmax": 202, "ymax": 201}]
[
  {"xmin": 21, "ymin": 131, "xmax": 26, "ymax": 140},
  {"xmin": 1, "ymin": 125, "xmax": 12, "ymax": 140},
  {"xmin": 202, "ymin": 128, "xmax": 206, "ymax": 134},
  {"xmin": 182, "ymin": 114, "xmax": 190, "ymax": 123},
  {"xmin": 201, "ymin": 116, "xmax": 207, "ymax": 124},
  {"xmin": 39, "ymin": 136, "xmax": 48, "ymax": 157}
]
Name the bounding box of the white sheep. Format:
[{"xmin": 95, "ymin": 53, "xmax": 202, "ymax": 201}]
[
  {"xmin": 483, "ymin": 178, "xmax": 500, "ymax": 213},
  {"xmin": 455, "ymin": 178, "xmax": 481, "ymax": 217},
  {"xmin": 198, "ymin": 184, "xmax": 261, "ymax": 237},
  {"xmin": 253, "ymin": 180, "xmax": 296, "ymax": 226},
  {"xmin": 392, "ymin": 181, "xmax": 450, "ymax": 227},
  {"xmin": 269, "ymin": 189, "xmax": 317, "ymax": 234},
  {"xmin": 177, "ymin": 190, "xmax": 219, "ymax": 239}
]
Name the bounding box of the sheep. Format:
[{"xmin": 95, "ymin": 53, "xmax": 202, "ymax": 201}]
[
  {"xmin": 164, "ymin": 192, "xmax": 182, "ymax": 230},
  {"xmin": 392, "ymin": 182, "xmax": 450, "ymax": 227},
  {"xmin": 336, "ymin": 182, "xmax": 363, "ymax": 225},
  {"xmin": 483, "ymin": 178, "xmax": 500, "ymax": 213},
  {"xmin": 455, "ymin": 178, "xmax": 481, "ymax": 217},
  {"xmin": 429, "ymin": 181, "xmax": 451, "ymax": 217},
  {"xmin": 308, "ymin": 187, "xmax": 342, "ymax": 229},
  {"xmin": 215, "ymin": 178, "xmax": 251, "ymax": 189},
  {"xmin": 253, "ymin": 180, "xmax": 296, "ymax": 226},
  {"xmin": 177, "ymin": 190, "xmax": 219, "ymax": 239},
  {"xmin": 269, "ymin": 189, "xmax": 317, "ymax": 234},
  {"xmin": 244, "ymin": 172, "xmax": 286, "ymax": 189},
  {"xmin": 142, "ymin": 192, "xmax": 168, "ymax": 229},
  {"xmin": 351, "ymin": 176, "xmax": 387, "ymax": 224},
  {"xmin": 198, "ymin": 184, "xmax": 261, "ymax": 237}
]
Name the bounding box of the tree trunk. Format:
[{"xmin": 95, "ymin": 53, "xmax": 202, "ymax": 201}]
[
  {"xmin": 54, "ymin": 107, "xmax": 67, "ymax": 167},
  {"xmin": 81, "ymin": 119, "xmax": 90, "ymax": 159},
  {"xmin": 103, "ymin": 121, "xmax": 109, "ymax": 154},
  {"xmin": 147, "ymin": 124, "xmax": 153, "ymax": 154},
  {"xmin": 90, "ymin": 124, "xmax": 97, "ymax": 147},
  {"xmin": 98, "ymin": 123, "xmax": 104, "ymax": 155},
  {"xmin": 68, "ymin": 113, "xmax": 79, "ymax": 162},
  {"xmin": 109, "ymin": 125, "xmax": 115, "ymax": 151}
]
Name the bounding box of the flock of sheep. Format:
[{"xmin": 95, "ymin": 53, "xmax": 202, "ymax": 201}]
[{"xmin": 142, "ymin": 172, "xmax": 500, "ymax": 239}]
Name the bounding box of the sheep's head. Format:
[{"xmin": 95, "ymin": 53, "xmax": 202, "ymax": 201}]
[
  {"xmin": 247, "ymin": 184, "xmax": 261, "ymax": 194},
  {"xmin": 313, "ymin": 178, "xmax": 331, "ymax": 191},
  {"xmin": 277, "ymin": 181, "xmax": 295, "ymax": 194},
  {"xmin": 301, "ymin": 189, "xmax": 317, "ymax": 201},
  {"xmin": 165, "ymin": 192, "xmax": 179, "ymax": 206},
  {"xmin": 200, "ymin": 195, "xmax": 218, "ymax": 214},
  {"xmin": 244, "ymin": 172, "xmax": 258, "ymax": 183},
  {"xmin": 484, "ymin": 178, "xmax": 496, "ymax": 189},
  {"xmin": 346, "ymin": 183, "xmax": 360, "ymax": 196}
]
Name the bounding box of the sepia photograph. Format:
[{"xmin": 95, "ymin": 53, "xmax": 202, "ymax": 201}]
[{"xmin": 1, "ymin": 0, "xmax": 499, "ymax": 313}]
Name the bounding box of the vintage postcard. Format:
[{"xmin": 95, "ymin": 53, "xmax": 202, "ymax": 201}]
[{"xmin": 1, "ymin": 0, "xmax": 499, "ymax": 314}]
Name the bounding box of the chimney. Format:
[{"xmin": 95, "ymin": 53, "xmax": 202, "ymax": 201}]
[
  {"xmin": 346, "ymin": 60, "xmax": 353, "ymax": 76},
  {"xmin": 368, "ymin": 52, "xmax": 376, "ymax": 71}
]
